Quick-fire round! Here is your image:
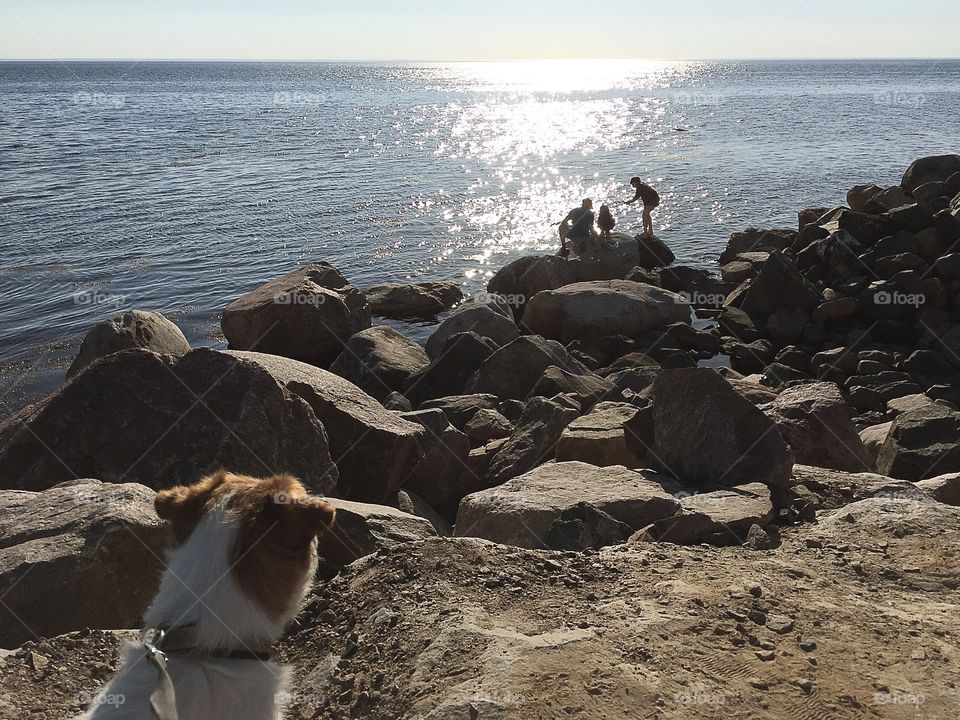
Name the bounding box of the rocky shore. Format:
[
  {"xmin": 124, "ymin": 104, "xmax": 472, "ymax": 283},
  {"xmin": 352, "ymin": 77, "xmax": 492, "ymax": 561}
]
[{"xmin": 2, "ymin": 154, "xmax": 960, "ymax": 718}]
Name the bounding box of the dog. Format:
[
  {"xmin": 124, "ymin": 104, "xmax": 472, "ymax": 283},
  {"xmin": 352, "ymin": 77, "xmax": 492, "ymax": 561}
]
[
  {"xmin": 79, "ymin": 470, "xmax": 336, "ymax": 720},
  {"xmin": 597, "ymin": 204, "xmax": 616, "ymax": 241}
]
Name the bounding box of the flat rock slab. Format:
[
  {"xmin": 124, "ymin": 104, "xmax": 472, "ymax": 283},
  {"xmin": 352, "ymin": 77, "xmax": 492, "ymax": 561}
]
[
  {"xmin": 0, "ymin": 480, "xmax": 166, "ymax": 649},
  {"xmin": 455, "ymin": 461, "xmax": 680, "ymax": 549},
  {"xmin": 523, "ymin": 280, "xmax": 691, "ymax": 343},
  {"xmin": 791, "ymin": 464, "xmax": 927, "ymax": 510},
  {"xmin": 556, "ymin": 401, "xmax": 644, "ymax": 468},
  {"xmin": 366, "ymin": 281, "xmax": 463, "ymax": 318},
  {"xmin": 635, "ymin": 482, "xmax": 774, "ymax": 546},
  {"xmin": 319, "ymin": 499, "xmax": 438, "ymax": 573}
]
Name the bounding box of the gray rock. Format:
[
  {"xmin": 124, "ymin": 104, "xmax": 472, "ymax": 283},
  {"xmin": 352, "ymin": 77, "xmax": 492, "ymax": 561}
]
[
  {"xmin": 67, "ymin": 310, "xmax": 189, "ymax": 379},
  {"xmin": 463, "ymin": 408, "xmax": 513, "ymax": 447},
  {"xmin": 228, "ymin": 351, "xmax": 425, "ymax": 502},
  {"xmin": 456, "ymin": 462, "xmax": 680, "ymax": 549},
  {"xmin": 319, "ymin": 499, "xmax": 437, "ymax": 573},
  {"xmin": 399, "ymin": 409, "xmax": 471, "ymax": 519},
  {"xmin": 634, "ymin": 482, "xmax": 774, "ymax": 546},
  {"xmin": 901, "ymin": 154, "xmax": 960, "ymax": 194},
  {"xmin": 329, "ymin": 326, "xmax": 430, "ymax": 401},
  {"xmin": 366, "ymin": 281, "xmax": 463, "ymax": 318},
  {"xmin": 915, "ymin": 473, "xmax": 960, "ymax": 506},
  {"xmin": 486, "ymin": 396, "xmax": 580, "ymax": 485},
  {"xmin": 877, "ymin": 405, "xmax": 960, "ymax": 481},
  {"xmin": 0, "ymin": 480, "xmax": 166, "ymax": 648},
  {"xmin": 760, "ymin": 382, "xmax": 873, "ymax": 473},
  {"xmin": 405, "ymin": 332, "xmax": 498, "ymax": 405},
  {"xmin": 556, "ymin": 402, "xmax": 645, "ymax": 468},
  {"xmin": 221, "ymin": 262, "xmax": 370, "ymax": 366},
  {"xmin": 859, "ymin": 422, "xmax": 892, "ymax": 469},
  {"xmin": 522, "ymin": 280, "xmax": 691, "ymax": 343},
  {"xmin": 649, "ymin": 368, "xmax": 794, "ymax": 490},
  {"xmin": 470, "ymin": 335, "xmax": 590, "ymax": 401},
  {"xmin": 420, "ymin": 394, "xmax": 500, "ymax": 432},
  {"xmin": 0, "ymin": 348, "xmax": 339, "ymax": 494},
  {"xmin": 527, "ymin": 366, "xmax": 617, "ymax": 412},
  {"xmin": 425, "ymin": 294, "xmax": 519, "ymax": 359},
  {"xmin": 791, "ymin": 464, "xmax": 928, "ymax": 510}
]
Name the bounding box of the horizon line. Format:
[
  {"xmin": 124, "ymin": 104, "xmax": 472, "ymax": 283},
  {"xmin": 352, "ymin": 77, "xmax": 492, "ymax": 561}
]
[{"xmin": 2, "ymin": 56, "xmax": 959, "ymax": 63}]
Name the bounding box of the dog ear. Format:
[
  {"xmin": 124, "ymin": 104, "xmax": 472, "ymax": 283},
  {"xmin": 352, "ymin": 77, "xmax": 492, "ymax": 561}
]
[
  {"xmin": 277, "ymin": 496, "xmax": 337, "ymax": 548},
  {"xmin": 154, "ymin": 470, "xmax": 229, "ymax": 542}
]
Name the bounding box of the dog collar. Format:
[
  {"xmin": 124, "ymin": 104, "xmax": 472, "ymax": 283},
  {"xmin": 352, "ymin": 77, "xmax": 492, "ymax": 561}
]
[{"xmin": 141, "ymin": 626, "xmax": 274, "ymax": 720}]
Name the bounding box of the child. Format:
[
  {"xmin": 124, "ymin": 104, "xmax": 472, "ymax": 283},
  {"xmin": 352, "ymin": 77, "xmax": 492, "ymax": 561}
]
[
  {"xmin": 597, "ymin": 204, "xmax": 616, "ymax": 241},
  {"xmin": 624, "ymin": 177, "xmax": 660, "ymax": 239}
]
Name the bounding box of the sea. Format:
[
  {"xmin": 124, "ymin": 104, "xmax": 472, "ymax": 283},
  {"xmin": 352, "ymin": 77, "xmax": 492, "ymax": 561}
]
[{"xmin": 1, "ymin": 59, "xmax": 959, "ymax": 416}]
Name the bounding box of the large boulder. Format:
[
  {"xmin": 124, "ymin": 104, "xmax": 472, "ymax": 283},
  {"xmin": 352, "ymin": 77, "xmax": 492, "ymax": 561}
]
[
  {"xmin": 0, "ymin": 480, "xmax": 166, "ymax": 648},
  {"xmin": 221, "ymin": 262, "xmax": 370, "ymax": 366},
  {"xmin": 523, "ymin": 280, "xmax": 690, "ymax": 343},
  {"xmin": 915, "ymin": 473, "xmax": 960, "ymax": 506},
  {"xmin": 470, "ymin": 335, "xmax": 590, "ymax": 400},
  {"xmin": 760, "ymin": 382, "xmax": 874, "ymax": 472},
  {"xmin": 419, "ymin": 394, "xmax": 500, "ymax": 432},
  {"xmin": 876, "ymin": 405, "xmax": 960, "ymax": 481},
  {"xmin": 556, "ymin": 402, "xmax": 645, "ymax": 467},
  {"xmin": 455, "ymin": 461, "xmax": 680, "ymax": 549},
  {"xmin": 732, "ymin": 252, "xmax": 821, "ymax": 323},
  {"xmin": 227, "ymin": 352, "xmax": 426, "ymax": 502},
  {"xmin": 649, "ymin": 368, "xmax": 794, "ymax": 490},
  {"xmin": 329, "ymin": 326, "xmax": 430, "ymax": 401},
  {"xmin": 405, "ymin": 332, "xmax": 498, "ymax": 405},
  {"xmin": 398, "ymin": 409, "xmax": 471, "ymax": 520},
  {"xmin": 634, "ymin": 482, "xmax": 774, "ymax": 546},
  {"xmin": 66, "ymin": 310, "xmax": 190, "ymax": 379},
  {"xmin": 486, "ymin": 255, "xmax": 577, "ymax": 310},
  {"xmin": 901, "ymin": 154, "xmax": 960, "ymax": 194},
  {"xmin": 365, "ymin": 281, "xmax": 463, "ymax": 318},
  {"xmin": 425, "ymin": 294, "xmax": 519, "ymax": 359},
  {"xmin": 719, "ymin": 228, "xmax": 796, "ymax": 265},
  {"xmin": 527, "ymin": 366, "xmax": 617, "ymax": 411},
  {"xmin": 0, "ymin": 349, "xmax": 339, "ymax": 493},
  {"xmin": 486, "ymin": 396, "xmax": 580, "ymax": 485},
  {"xmin": 318, "ymin": 499, "xmax": 437, "ymax": 574}
]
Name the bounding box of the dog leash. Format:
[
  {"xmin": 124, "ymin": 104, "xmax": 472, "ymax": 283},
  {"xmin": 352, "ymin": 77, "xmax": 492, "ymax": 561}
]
[{"xmin": 141, "ymin": 626, "xmax": 273, "ymax": 720}]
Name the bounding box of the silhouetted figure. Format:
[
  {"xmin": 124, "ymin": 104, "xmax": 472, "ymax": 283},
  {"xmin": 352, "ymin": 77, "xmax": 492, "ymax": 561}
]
[
  {"xmin": 559, "ymin": 198, "xmax": 598, "ymax": 255},
  {"xmin": 597, "ymin": 204, "xmax": 616, "ymax": 241},
  {"xmin": 624, "ymin": 177, "xmax": 660, "ymax": 239}
]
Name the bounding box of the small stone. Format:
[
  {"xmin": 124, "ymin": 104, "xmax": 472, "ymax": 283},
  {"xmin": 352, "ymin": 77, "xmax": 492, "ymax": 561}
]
[
  {"xmin": 755, "ymin": 650, "xmax": 776, "ymax": 661},
  {"xmin": 766, "ymin": 614, "xmax": 795, "ymax": 634},
  {"xmin": 805, "ymin": 538, "xmax": 823, "ymax": 549},
  {"xmin": 749, "ymin": 678, "xmax": 769, "ymax": 690},
  {"xmin": 799, "ymin": 637, "xmax": 817, "ymax": 651},
  {"xmin": 797, "ymin": 678, "xmax": 813, "ymax": 693},
  {"xmin": 27, "ymin": 651, "xmax": 48, "ymax": 672}
]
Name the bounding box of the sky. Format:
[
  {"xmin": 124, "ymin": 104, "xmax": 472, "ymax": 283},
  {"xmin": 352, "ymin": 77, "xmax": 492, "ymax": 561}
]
[{"xmin": 1, "ymin": 0, "xmax": 959, "ymax": 61}]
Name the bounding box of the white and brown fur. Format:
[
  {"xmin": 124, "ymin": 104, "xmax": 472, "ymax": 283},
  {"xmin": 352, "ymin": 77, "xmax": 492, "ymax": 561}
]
[{"xmin": 79, "ymin": 470, "xmax": 336, "ymax": 720}]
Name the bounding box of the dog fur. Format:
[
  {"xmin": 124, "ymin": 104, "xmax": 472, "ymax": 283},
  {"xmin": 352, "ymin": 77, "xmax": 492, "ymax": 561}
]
[{"xmin": 79, "ymin": 471, "xmax": 335, "ymax": 720}]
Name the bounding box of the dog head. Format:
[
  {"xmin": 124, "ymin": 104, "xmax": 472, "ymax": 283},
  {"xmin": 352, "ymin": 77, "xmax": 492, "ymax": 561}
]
[{"xmin": 154, "ymin": 470, "xmax": 336, "ymax": 627}]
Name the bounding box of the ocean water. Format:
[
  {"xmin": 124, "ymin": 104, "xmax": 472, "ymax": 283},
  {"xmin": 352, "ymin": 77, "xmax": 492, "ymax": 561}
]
[{"xmin": 1, "ymin": 59, "xmax": 959, "ymax": 416}]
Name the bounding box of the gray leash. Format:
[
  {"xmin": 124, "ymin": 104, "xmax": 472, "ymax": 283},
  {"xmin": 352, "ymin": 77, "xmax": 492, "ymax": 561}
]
[{"xmin": 143, "ymin": 630, "xmax": 179, "ymax": 720}]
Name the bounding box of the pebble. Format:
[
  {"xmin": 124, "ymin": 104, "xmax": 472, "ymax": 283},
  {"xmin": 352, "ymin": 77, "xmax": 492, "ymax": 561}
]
[
  {"xmin": 755, "ymin": 650, "xmax": 776, "ymax": 661},
  {"xmin": 799, "ymin": 637, "xmax": 817, "ymax": 651},
  {"xmin": 797, "ymin": 678, "xmax": 813, "ymax": 693},
  {"xmin": 749, "ymin": 678, "xmax": 769, "ymax": 689},
  {"xmin": 766, "ymin": 614, "xmax": 795, "ymax": 634}
]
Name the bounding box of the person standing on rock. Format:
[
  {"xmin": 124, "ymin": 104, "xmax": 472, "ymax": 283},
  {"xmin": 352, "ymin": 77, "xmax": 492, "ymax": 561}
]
[
  {"xmin": 624, "ymin": 177, "xmax": 660, "ymax": 239},
  {"xmin": 559, "ymin": 198, "xmax": 599, "ymax": 256}
]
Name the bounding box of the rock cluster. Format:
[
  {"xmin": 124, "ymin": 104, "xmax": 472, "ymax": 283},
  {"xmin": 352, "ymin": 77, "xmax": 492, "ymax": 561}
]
[{"xmin": 0, "ymin": 156, "xmax": 958, "ymax": 720}]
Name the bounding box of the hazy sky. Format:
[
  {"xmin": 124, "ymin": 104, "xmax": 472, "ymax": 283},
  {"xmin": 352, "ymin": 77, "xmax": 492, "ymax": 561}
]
[{"xmin": 2, "ymin": 0, "xmax": 959, "ymax": 61}]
